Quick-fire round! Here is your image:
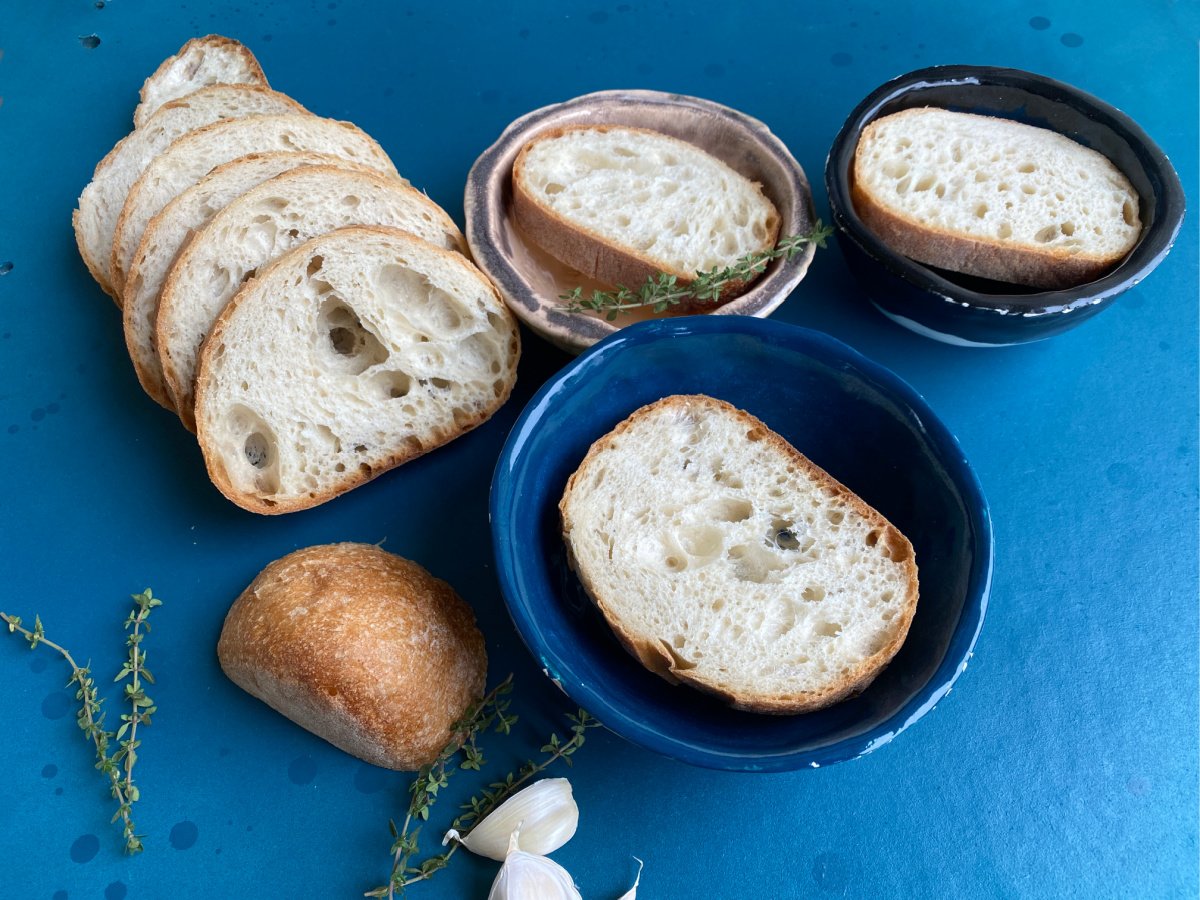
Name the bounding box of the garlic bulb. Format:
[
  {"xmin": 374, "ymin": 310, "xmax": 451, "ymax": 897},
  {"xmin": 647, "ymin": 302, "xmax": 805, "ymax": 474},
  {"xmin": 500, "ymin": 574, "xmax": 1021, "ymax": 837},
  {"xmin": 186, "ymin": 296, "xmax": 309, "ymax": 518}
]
[
  {"xmin": 487, "ymin": 830, "xmax": 582, "ymax": 900},
  {"xmin": 444, "ymin": 777, "xmax": 578, "ymax": 861}
]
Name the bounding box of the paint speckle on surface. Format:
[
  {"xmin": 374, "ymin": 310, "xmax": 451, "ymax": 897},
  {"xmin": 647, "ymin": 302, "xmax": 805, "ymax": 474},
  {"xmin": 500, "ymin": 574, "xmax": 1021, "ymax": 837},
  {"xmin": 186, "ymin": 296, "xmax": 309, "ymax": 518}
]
[
  {"xmin": 353, "ymin": 763, "xmax": 389, "ymax": 794},
  {"xmin": 1029, "ymin": 16, "xmax": 1051, "ymax": 30},
  {"xmin": 53, "ymin": 892, "xmax": 67, "ymax": 900},
  {"xmin": 55, "ymin": 787, "xmax": 63, "ymax": 796},
  {"xmin": 78, "ymin": 34, "xmax": 101, "ymax": 49},
  {"xmin": 518, "ymin": 28, "xmax": 530, "ymax": 38},
  {"xmin": 811, "ymin": 851, "xmax": 851, "ymax": 892},
  {"xmin": 104, "ymin": 882, "xmax": 127, "ymax": 900},
  {"xmin": 1106, "ymin": 462, "xmax": 1136, "ymax": 489},
  {"xmin": 0, "ymin": 261, "xmax": 13, "ymax": 274},
  {"xmin": 288, "ymin": 755, "xmax": 317, "ymax": 785},
  {"xmin": 42, "ymin": 691, "xmax": 72, "ymax": 719},
  {"xmin": 1060, "ymin": 32, "xmax": 1083, "ymax": 47},
  {"xmin": 327, "ymin": 18, "xmax": 336, "ymax": 25},
  {"xmin": 262, "ymin": 34, "xmax": 273, "ymax": 42},
  {"xmin": 170, "ymin": 820, "xmax": 199, "ymax": 850},
  {"xmin": 7, "ymin": 425, "xmax": 18, "ymax": 435},
  {"xmin": 703, "ymin": 63, "xmax": 725, "ymax": 78},
  {"xmin": 70, "ymin": 833, "xmax": 99, "ymax": 863},
  {"xmin": 617, "ymin": 2, "xmax": 630, "ymax": 9},
  {"xmin": 32, "ymin": 408, "xmax": 46, "ymax": 422},
  {"xmin": 42, "ymin": 764, "xmax": 58, "ymax": 778},
  {"xmin": 47, "ymin": 402, "xmax": 60, "ymax": 414},
  {"xmin": 588, "ymin": 10, "xmax": 608, "ymax": 24},
  {"xmin": 831, "ymin": 52, "xmax": 853, "ymax": 67},
  {"xmin": 1159, "ymin": 341, "xmax": 1171, "ymax": 351}
]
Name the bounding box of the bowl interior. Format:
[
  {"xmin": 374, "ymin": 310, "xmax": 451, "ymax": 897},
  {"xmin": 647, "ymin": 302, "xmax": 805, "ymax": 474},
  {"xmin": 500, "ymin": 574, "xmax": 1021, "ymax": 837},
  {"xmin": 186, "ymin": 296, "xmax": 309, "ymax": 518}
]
[
  {"xmin": 492, "ymin": 317, "xmax": 991, "ymax": 770},
  {"xmin": 827, "ymin": 66, "xmax": 1185, "ymax": 308},
  {"xmin": 466, "ymin": 90, "xmax": 816, "ymax": 353}
]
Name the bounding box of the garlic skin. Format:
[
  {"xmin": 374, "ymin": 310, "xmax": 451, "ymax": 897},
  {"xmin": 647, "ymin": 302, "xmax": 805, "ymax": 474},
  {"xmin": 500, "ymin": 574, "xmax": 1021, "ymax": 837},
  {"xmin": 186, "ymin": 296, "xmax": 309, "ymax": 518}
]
[
  {"xmin": 446, "ymin": 777, "xmax": 578, "ymax": 861},
  {"xmin": 487, "ymin": 830, "xmax": 582, "ymax": 900},
  {"xmin": 616, "ymin": 857, "xmax": 644, "ymax": 900}
]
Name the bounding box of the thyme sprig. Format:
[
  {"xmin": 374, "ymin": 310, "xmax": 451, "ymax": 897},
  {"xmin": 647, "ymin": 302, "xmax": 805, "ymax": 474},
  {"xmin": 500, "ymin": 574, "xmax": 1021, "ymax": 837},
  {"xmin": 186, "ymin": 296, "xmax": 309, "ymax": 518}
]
[
  {"xmin": 1, "ymin": 588, "xmax": 162, "ymax": 854},
  {"xmin": 365, "ymin": 682, "xmax": 601, "ymax": 898},
  {"xmin": 558, "ymin": 220, "xmax": 834, "ymax": 320}
]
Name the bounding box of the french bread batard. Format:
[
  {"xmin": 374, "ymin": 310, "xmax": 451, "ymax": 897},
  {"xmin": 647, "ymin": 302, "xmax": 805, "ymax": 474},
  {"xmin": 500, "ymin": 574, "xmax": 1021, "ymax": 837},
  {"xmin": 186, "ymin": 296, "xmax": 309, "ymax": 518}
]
[
  {"xmin": 134, "ymin": 35, "xmax": 269, "ymax": 128},
  {"xmin": 560, "ymin": 395, "xmax": 918, "ymax": 714},
  {"xmin": 123, "ymin": 152, "xmax": 376, "ymax": 412},
  {"xmin": 73, "ymin": 84, "xmax": 306, "ymax": 300},
  {"xmin": 157, "ymin": 165, "xmax": 467, "ymax": 429},
  {"xmin": 217, "ymin": 543, "xmax": 487, "ymax": 770},
  {"xmin": 513, "ymin": 125, "xmax": 780, "ymax": 306},
  {"xmin": 109, "ymin": 113, "xmax": 401, "ymax": 293},
  {"xmin": 852, "ymin": 108, "xmax": 1141, "ymax": 288},
  {"xmin": 194, "ymin": 226, "xmax": 519, "ymax": 514}
]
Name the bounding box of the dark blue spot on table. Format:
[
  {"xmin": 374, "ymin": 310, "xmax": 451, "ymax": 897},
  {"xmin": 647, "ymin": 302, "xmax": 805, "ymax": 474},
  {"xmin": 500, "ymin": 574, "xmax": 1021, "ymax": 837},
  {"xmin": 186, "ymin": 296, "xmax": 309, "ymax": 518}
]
[
  {"xmin": 481, "ymin": 88, "xmax": 501, "ymax": 104},
  {"xmin": 55, "ymin": 787, "xmax": 63, "ymax": 796},
  {"xmin": 831, "ymin": 52, "xmax": 853, "ymax": 67},
  {"xmin": 1127, "ymin": 775, "xmax": 1149, "ymax": 796},
  {"xmin": 354, "ymin": 763, "xmax": 389, "ymax": 793},
  {"xmin": 1029, "ymin": 16, "xmax": 1051, "ymax": 30},
  {"xmin": 70, "ymin": 833, "xmax": 99, "ymax": 863},
  {"xmin": 1061, "ymin": 32, "xmax": 1083, "ymax": 47},
  {"xmin": 262, "ymin": 34, "xmax": 273, "ymax": 42},
  {"xmin": 215, "ymin": 847, "xmax": 222, "ymax": 855},
  {"xmin": 327, "ymin": 18, "xmax": 336, "ymax": 25},
  {"xmin": 588, "ymin": 10, "xmax": 608, "ymax": 24},
  {"xmin": 170, "ymin": 820, "xmax": 198, "ymax": 850},
  {"xmin": 519, "ymin": 28, "xmax": 530, "ymax": 38},
  {"xmin": 218, "ymin": 746, "xmax": 230, "ymax": 757},
  {"xmin": 104, "ymin": 882, "xmax": 127, "ymax": 900},
  {"xmin": 53, "ymin": 892, "xmax": 67, "ymax": 900},
  {"xmin": 328, "ymin": 1, "xmax": 337, "ymax": 7},
  {"xmin": 0, "ymin": 261, "xmax": 12, "ymax": 274},
  {"xmin": 47, "ymin": 402, "xmax": 60, "ymax": 414},
  {"xmin": 703, "ymin": 63, "xmax": 725, "ymax": 78},
  {"xmin": 617, "ymin": 2, "xmax": 630, "ymax": 10},
  {"xmin": 42, "ymin": 764, "xmax": 57, "ymax": 778},
  {"xmin": 288, "ymin": 755, "xmax": 317, "ymax": 785},
  {"xmin": 78, "ymin": 34, "xmax": 101, "ymax": 49},
  {"xmin": 383, "ymin": 87, "xmax": 395, "ymax": 97},
  {"xmin": 95, "ymin": 1, "xmax": 105, "ymax": 8},
  {"xmin": 2, "ymin": 332, "xmax": 10, "ymax": 339},
  {"xmin": 879, "ymin": 43, "xmax": 889, "ymax": 51},
  {"xmin": 31, "ymin": 408, "xmax": 45, "ymax": 422},
  {"xmin": 7, "ymin": 424, "xmax": 18, "ymax": 435},
  {"xmin": 811, "ymin": 851, "xmax": 851, "ymax": 892},
  {"xmin": 42, "ymin": 691, "xmax": 72, "ymax": 719},
  {"xmin": 1159, "ymin": 341, "xmax": 1170, "ymax": 351},
  {"xmin": 1106, "ymin": 462, "xmax": 1136, "ymax": 489}
]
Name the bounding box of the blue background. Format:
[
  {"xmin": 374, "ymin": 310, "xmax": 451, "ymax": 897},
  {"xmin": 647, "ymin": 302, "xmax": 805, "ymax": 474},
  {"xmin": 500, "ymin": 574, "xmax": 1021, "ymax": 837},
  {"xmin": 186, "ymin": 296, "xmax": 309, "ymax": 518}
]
[{"xmin": 0, "ymin": 1, "xmax": 1195, "ymax": 898}]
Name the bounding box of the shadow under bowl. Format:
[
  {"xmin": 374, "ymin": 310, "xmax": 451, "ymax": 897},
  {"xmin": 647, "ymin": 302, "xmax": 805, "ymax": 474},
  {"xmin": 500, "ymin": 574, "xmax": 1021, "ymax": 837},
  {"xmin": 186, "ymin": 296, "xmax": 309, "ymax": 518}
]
[
  {"xmin": 490, "ymin": 315, "xmax": 992, "ymax": 771},
  {"xmin": 825, "ymin": 65, "xmax": 1186, "ymax": 346},
  {"xmin": 466, "ymin": 89, "xmax": 817, "ymax": 354}
]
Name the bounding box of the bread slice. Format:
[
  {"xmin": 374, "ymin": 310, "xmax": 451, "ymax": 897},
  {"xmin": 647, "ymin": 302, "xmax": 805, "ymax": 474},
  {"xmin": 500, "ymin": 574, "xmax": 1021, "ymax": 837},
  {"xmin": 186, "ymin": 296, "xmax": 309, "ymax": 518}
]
[
  {"xmin": 852, "ymin": 108, "xmax": 1142, "ymax": 288},
  {"xmin": 559, "ymin": 395, "xmax": 918, "ymax": 714},
  {"xmin": 513, "ymin": 125, "xmax": 780, "ymax": 305},
  {"xmin": 194, "ymin": 226, "xmax": 520, "ymax": 514},
  {"xmin": 134, "ymin": 35, "xmax": 269, "ymax": 128},
  {"xmin": 73, "ymin": 84, "xmax": 306, "ymax": 300},
  {"xmin": 109, "ymin": 113, "xmax": 400, "ymax": 294},
  {"xmin": 217, "ymin": 543, "xmax": 487, "ymax": 771},
  {"xmin": 158, "ymin": 166, "xmax": 467, "ymax": 429},
  {"xmin": 123, "ymin": 153, "xmax": 378, "ymax": 412}
]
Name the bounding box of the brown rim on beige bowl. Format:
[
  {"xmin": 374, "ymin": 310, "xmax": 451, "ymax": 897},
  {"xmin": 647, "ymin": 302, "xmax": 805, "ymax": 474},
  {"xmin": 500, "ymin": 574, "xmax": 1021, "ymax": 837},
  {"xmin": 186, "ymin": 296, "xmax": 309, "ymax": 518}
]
[{"xmin": 464, "ymin": 89, "xmax": 817, "ymax": 354}]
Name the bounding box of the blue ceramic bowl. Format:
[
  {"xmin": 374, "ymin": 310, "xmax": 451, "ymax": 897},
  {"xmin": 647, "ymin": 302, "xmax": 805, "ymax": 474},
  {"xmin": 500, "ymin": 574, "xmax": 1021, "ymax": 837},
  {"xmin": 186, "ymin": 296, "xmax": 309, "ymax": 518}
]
[
  {"xmin": 490, "ymin": 316, "xmax": 992, "ymax": 771},
  {"xmin": 826, "ymin": 65, "xmax": 1186, "ymax": 346}
]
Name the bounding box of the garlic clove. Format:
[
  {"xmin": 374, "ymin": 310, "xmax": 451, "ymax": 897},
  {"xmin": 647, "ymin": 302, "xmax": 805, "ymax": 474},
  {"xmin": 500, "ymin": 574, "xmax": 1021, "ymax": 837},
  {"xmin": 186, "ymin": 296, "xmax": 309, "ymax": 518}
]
[
  {"xmin": 487, "ymin": 830, "xmax": 582, "ymax": 900},
  {"xmin": 616, "ymin": 857, "xmax": 644, "ymax": 900},
  {"xmin": 446, "ymin": 777, "xmax": 578, "ymax": 861}
]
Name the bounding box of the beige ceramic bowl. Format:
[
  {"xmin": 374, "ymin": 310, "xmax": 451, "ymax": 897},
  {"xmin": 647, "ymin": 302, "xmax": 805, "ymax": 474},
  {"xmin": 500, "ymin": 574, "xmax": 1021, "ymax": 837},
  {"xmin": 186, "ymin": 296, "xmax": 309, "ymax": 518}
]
[{"xmin": 464, "ymin": 90, "xmax": 817, "ymax": 354}]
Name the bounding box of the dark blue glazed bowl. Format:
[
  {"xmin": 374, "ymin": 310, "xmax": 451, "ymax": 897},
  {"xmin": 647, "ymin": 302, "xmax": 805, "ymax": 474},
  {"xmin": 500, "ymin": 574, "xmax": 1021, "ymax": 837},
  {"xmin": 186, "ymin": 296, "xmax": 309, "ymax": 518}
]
[
  {"xmin": 826, "ymin": 65, "xmax": 1186, "ymax": 346},
  {"xmin": 490, "ymin": 316, "xmax": 992, "ymax": 771}
]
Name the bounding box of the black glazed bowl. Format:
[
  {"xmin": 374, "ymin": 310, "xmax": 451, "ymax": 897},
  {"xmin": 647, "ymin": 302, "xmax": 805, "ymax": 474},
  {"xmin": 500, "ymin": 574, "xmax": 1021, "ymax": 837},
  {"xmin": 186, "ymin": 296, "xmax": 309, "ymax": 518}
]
[{"xmin": 825, "ymin": 65, "xmax": 1186, "ymax": 346}]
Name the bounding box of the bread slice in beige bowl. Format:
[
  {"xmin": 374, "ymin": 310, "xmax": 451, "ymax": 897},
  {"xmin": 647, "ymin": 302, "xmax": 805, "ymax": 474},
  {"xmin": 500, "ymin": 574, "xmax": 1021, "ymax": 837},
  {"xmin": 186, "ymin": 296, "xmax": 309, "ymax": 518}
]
[
  {"xmin": 134, "ymin": 35, "xmax": 269, "ymax": 128},
  {"xmin": 513, "ymin": 124, "xmax": 780, "ymax": 307},
  {"xmin": 560, "ymin": 394, "xmax": 918, "ymax": 714},
  {"xmin": 217, "ymin": 543, "xmax": 487, "ymax": 771},
  {"xmin": 124, "ymin": 152, "xmax": 377, "ymax": 412},
  {"xmin": 109, "ymin": 113, "xmax": 400, "ymax": 295},
  {"xmin": 73, "ymin": 84, "xmax": 306, "ymax": 301},
  {"xmin": 194, "ymin": 226, "xmax": 520, "ymax": 514},
  {"xmin": 852, "ymin": 108, "xmax": 1141, "ymax": 288},
  {"xmin": 158, "ymin": 165, "xmax": 466, "ymax": 430}
]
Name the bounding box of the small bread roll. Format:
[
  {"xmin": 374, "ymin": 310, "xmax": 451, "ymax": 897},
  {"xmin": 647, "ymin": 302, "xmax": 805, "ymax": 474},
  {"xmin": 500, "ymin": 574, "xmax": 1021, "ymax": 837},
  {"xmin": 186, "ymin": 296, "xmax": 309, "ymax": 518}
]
[{"xmin": 217, "ymin": 543, "xmax": 487, "ymax": 770}]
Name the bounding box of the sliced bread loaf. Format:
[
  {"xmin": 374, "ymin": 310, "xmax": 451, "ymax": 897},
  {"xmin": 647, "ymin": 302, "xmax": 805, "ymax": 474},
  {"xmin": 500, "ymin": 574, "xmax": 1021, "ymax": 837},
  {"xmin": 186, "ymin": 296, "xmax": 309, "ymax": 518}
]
[
  {"xmin": 852, "ymin": 108, "xmax": 1142, "ymax": 288},
  {"xmin": 73, "ymin": 84, "xmax": 306, "ymax": 300},
  {"xmin": 559, "ymin": 395, "xmax": 918, "ymax": 714},
  {"xmin": 194, "ymin": 226, "xmax": 520, "ymax": 514},
  {"xmin": 158, "ymin": 166, "xmax": 467, "ymax": 429},
  {"xmin": 109, "ymin": 114, "xmax": 400, "ymax": 294},
  {"xmin": 513, "ymin": 125, "xmax": 780, "ymax": 303},
  {"xmin": 134, "ymin": 35, "xmax": 269, "ymax": 128},
  {"xmin": 123, "ymin": 153, "xmax": 375, "ymax": 411}
]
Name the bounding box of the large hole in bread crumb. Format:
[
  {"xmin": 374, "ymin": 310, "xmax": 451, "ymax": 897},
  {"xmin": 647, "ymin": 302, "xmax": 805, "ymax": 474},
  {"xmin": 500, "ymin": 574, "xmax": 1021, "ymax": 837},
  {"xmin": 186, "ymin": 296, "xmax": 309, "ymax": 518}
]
[
  {"xmin": 318, "ymin": 299, "xmax": 389, "ymax": 375},
  {"xmin": 228, "ymin": 405, "xmax": 280, "ymax": 495}
]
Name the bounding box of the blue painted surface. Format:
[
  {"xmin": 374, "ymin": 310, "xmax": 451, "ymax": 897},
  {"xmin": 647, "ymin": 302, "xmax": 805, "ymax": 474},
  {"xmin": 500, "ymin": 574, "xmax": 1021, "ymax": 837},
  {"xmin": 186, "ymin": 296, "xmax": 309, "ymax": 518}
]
[{"xmin": 0, "ymin": 2, "xmax": 1195, "ymax": 898}]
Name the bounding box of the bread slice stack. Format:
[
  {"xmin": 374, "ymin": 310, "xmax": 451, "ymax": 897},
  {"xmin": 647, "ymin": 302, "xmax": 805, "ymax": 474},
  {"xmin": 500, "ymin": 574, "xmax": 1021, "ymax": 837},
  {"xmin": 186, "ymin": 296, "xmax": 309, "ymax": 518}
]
[
  {"xmin": 75, "ymin": 36, "xmax": 519, "ymax": 513},
  {"xmin": 560, "ymin": 395, "xmax": 918, "ymax": 714}
]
